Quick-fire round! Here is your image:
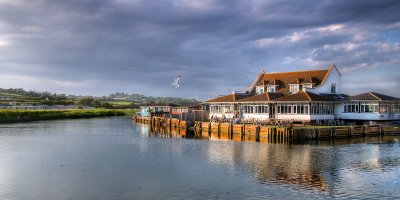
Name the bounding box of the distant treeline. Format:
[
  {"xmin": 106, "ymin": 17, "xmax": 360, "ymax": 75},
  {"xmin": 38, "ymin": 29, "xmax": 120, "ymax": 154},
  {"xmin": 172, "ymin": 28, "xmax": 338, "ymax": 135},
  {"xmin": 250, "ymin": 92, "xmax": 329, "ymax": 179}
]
[
  {"xmin": 0, "ymin": 88, "xmax": 71, "ymax": 100},
  {"xmin": 0, "ymin": 110, "xmax": 126, "ymax": 123},
  {"xmin": 1, "ymin": 88, "xmax": 200, "ymax": 107}
]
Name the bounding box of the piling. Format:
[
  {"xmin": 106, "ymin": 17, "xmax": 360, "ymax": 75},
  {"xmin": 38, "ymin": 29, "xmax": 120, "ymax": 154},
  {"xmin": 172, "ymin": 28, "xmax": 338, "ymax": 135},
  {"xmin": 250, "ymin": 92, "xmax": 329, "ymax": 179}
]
[
  {"xmin": 232, "ymin": 124, "xmax": 244, "ymax": 141},
  {"xmin": 244, "ymin": 125, "xmax": 259, "ymax": 142}
]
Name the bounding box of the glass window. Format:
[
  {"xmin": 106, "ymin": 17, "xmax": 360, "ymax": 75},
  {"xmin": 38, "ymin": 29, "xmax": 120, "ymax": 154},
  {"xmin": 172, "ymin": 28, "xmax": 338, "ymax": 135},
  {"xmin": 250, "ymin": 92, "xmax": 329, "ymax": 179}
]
[
  {"xmin": 379, "ymin": 102, "xmax": 390, "ymax": 113},
  {"xmin": 267, "ymin": 86, "xmax": 276, "ymax": 93},
  {"xmin": 344, "ymin": 102, "xmax": 359, "ymax": 113},
  {"xmin": 360, "ymin": 102, "xmax": 378, "ymax": 113},
  {"xmin": 256, "ymin": 87, "xmax": 264, "ymax": 94},
  {"xmin": 303, "ymin": 83, "xmax": 313, "ymax": 89},
  {"xmin": 331, "ymin": 83, "xmax": 336, "ymax": 93},
  {"xmin": 289, "ymin": 85, "xmax": 299, "ymax": 94},
  {"xmin": 392, "ymin": 102, "xmax": 399, "ymax": 113}
]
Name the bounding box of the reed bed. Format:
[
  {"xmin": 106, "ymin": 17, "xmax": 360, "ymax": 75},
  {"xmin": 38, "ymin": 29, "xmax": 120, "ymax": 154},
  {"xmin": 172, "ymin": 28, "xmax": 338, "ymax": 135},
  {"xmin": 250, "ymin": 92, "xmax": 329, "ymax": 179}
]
[{"xmin": 0, "ymin": 109, "xmax": 126, "ymax": 123}]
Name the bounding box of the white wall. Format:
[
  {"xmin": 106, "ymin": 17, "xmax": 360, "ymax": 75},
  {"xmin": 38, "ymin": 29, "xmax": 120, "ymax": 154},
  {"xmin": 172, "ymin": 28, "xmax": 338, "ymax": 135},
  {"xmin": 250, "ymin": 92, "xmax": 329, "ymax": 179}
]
[
  {"xmin": 338, "ymin": 112, "xmax": 400, "ymax": 121},
  {"xmin": 336, "ymin": 102, "xmax": 400, "ymax": 120},
  {"xmin": 307, "ymin": 66, "xmax": 341, "ymax": 94},
  {"xmin": 242, "ymin": 113, "xmax": 270, "ymax": 120},
  {"xmin": 276, "ymin": 114, "xmax": 334, "ymax": 121}
]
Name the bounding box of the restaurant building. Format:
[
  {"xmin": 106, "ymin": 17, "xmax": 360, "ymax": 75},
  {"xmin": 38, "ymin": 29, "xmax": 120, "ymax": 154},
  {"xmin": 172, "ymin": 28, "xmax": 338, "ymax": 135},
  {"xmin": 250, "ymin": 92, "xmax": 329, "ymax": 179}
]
[{"xmin": 205, "ymin": 65, "xmax": 400, "ymax": 123}]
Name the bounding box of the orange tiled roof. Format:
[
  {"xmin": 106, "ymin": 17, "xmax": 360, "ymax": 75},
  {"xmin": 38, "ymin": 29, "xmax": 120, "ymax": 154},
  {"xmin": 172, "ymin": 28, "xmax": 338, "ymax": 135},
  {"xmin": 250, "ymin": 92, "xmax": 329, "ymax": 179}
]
[
  {"xmin": 252, "ymin": 65, "xmax": 335, "ymax": 93},
  {"xmin": 350, "ymin": 92, "xmax": 399, "ymax": 101},
  {"xmin": 288, "ymin": 78, "xmax": 304, "ymax": 84},
  {"xmin": 274, "ymin": 91, "xmax": 334, "ymax": 102},
  {"xmin": 266, "ymin": 79, "xmax": 279, "ymax": 85},
  {"xmin": 205, "ymin": 93, "xmax": 249, "ymax": 103},
  {"xmin": 237, "ymin": 92, "xmax": 284, "ymax": 102},
  {"xmin": 255, "ymin": 79, "xmax": 269, "ymax": 86},
  {"xmin": 301, "ymin": 77, "xmax": 319, "ymax": 84}
]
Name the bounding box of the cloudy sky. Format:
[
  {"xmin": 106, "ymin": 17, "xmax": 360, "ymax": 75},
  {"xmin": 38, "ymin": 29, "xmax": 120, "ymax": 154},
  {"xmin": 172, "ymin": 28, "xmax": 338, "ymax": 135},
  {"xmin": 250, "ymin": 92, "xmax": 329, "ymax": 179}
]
[{"xmin": 0, "ymin": 0, "xmax": 399, "ymax": 100}]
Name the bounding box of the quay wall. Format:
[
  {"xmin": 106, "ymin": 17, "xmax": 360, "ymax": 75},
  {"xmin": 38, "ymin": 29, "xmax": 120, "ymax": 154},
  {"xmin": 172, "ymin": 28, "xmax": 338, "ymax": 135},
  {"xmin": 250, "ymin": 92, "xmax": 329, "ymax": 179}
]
[{"xmin": 133, "ymin": 116, "xmax": 400, "ymax": 143}]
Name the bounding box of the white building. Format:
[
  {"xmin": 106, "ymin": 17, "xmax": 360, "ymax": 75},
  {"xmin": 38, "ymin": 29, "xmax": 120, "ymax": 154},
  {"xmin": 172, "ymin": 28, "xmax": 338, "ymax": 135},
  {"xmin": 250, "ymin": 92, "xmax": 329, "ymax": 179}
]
[
  {"xmin": 139, "ymin": 102, "xmax": 179, "ymax": 117},
  {"xmin": 205, "ymin": 65, "xmax": 400, "ymax": 123},
  {"xmin": 337, "ymin": 92, "xmax": 400, "ymax": 122}
]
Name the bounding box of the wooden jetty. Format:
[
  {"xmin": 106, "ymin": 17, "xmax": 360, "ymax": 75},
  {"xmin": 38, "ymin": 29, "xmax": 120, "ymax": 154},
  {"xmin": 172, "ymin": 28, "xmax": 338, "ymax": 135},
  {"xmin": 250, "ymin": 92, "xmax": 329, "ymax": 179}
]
[{"xmin": 132, "ymin": 116, "xmax": 400, "ymax": 144}]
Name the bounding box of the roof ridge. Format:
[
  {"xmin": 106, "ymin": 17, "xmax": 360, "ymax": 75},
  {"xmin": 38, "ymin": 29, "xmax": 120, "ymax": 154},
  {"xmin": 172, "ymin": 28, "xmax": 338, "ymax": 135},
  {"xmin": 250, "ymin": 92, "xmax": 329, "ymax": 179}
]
[
  {"xmin": 369, "ymin": 92, "xmax": 382, "ymax": 100},
  {"xmin": 265, "ymin": 69, "xmax": 328, "ymax": 75},
  {"xmin": 265, "ymin": 92, "xmax": 270, "ymax": 101},
  {"xmin": 304, "ymin": 91, "xmax": 312, "ymax": 101}
]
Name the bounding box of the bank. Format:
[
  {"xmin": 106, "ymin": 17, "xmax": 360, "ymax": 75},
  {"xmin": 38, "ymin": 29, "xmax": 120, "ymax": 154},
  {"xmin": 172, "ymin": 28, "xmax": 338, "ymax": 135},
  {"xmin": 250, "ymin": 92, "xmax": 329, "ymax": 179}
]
[{"xmin": 0, "ymin": 109, "xmax": 133, "ymax": 123}]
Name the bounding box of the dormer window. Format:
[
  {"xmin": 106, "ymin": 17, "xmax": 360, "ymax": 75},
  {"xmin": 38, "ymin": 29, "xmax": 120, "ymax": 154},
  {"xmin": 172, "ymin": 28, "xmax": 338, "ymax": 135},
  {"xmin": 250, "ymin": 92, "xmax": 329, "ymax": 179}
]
[
  {"xmin": 302, "ymin": 83, "xmax": 313, "ymax": 89},
  {"xmin": 289, "ymin": 84, "xmax": 300, "ymax": 93},
  {"xmin": 301, "ymin": 77, "xmax": 317, "ymax": 90},
  {"xmin": 256, "ymin": 86, "xmax": 264, "ymax": 94},
  {"xmin": 267, "ymin": 85, "xmax": 277, "ymax": 93}
]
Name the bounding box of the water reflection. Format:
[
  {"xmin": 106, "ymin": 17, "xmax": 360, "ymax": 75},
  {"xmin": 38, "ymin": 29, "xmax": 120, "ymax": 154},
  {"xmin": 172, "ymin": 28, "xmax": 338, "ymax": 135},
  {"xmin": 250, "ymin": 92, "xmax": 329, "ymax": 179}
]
[
  {"xmin": 138, "ymin": 121, "xmax": 400, "ymax": 198},
  {"xmin": 1, "ymin": 118, "xmax": 399, "ymax": 199}
]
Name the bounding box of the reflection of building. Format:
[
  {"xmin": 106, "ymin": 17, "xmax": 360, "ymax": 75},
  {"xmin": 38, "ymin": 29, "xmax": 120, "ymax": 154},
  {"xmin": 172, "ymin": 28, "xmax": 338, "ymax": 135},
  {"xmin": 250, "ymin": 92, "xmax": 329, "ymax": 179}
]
[
  {"xmin": 205, "ymin": 141, "xmax": 330, "ymax": 192},
  {"xmin": 205, "ymin": 65, "xmax": 400, "ymax": 124}
]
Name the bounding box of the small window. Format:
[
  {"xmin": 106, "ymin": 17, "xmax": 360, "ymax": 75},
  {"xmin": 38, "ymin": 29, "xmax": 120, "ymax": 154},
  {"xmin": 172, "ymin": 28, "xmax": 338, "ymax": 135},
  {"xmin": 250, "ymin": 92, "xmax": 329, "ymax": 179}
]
[
  {"xmin": 303, "ymin": 83, "xmax": 313, "ymax": 89},
  {"xmin": 289, "ymin": 85, "xmax": 299, "ymax": 94},
  {"xmin": 331, "ymin": 83, "xmax": 336, "ymax": 93},
  {"xmin": 267, "ymin": 85, "xmax": 276, "ymax": 93},
  {"xmin": 256, "ymin": 87, "xmax": 264, "ymax": 94}
]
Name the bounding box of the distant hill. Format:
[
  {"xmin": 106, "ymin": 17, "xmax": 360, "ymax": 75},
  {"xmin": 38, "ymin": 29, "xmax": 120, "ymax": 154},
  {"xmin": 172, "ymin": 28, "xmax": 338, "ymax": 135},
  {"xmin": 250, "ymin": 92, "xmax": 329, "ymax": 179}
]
[
  {"xmin": 0, "ymin": 88, "xmax": 200, "ymax": 108},
  {"xmin": 104, "ymin": 92, "xmax": 199, "ymax": 106}
]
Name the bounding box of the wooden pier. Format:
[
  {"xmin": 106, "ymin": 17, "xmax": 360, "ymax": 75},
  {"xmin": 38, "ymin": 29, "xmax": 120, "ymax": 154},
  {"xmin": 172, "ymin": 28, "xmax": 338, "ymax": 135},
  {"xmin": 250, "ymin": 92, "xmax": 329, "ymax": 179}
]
[{"xmin": 132, "ymin": 116, "xmax": 400, "ymax": 144}]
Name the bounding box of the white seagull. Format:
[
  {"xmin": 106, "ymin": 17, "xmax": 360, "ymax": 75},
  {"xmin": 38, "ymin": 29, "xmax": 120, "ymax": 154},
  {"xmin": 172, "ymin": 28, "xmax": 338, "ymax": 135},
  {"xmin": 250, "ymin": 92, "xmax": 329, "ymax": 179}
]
[{"xmin": 172, "ymin": 75, "xmax": 181, "ymax": 88}]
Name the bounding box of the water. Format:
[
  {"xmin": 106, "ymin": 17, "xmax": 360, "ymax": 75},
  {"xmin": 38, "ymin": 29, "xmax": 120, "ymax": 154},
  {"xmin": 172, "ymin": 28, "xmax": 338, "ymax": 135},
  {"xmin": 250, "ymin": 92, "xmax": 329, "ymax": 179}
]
[{"xmin": 0, "ymin": 117, "xmax": 399, "ymax": 200}]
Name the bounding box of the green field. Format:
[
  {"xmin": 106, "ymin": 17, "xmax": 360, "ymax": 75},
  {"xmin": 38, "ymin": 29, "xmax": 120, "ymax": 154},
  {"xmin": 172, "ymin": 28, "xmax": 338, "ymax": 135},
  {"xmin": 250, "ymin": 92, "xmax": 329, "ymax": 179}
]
[
  {"xmin": 0, "ymin": 109, "xmax": 127, "ymax": 123},
  {"xmin": 108, "ymin": 101, "xmax": 133, "ymax": 105}
]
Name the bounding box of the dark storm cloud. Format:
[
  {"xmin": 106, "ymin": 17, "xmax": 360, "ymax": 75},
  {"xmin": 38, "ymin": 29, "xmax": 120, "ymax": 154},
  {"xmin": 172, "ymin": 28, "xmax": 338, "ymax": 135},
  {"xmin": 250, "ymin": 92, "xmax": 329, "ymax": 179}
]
[{"xmin": 0, "ymin": 0, "xmax": 399, "ymax": 99}]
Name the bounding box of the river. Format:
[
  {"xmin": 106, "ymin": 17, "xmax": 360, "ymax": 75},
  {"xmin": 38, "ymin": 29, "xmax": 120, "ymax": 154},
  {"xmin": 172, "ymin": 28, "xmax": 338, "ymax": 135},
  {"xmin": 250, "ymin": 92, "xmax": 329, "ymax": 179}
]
[{"xmin": 0, "ymin": 116, "xmax": 399, "ymax": 199}]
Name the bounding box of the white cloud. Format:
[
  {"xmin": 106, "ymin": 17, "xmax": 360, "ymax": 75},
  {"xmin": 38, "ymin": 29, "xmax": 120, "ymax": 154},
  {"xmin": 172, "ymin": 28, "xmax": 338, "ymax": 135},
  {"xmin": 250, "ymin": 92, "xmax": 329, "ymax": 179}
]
[
  {"xmin": 317, "ymin": 24, "xmax": 344, "ymax": 33},
  {"xmin": 0, "ymin": 74, "xmax": 94, "ymax": 90},
  {"xmin": 173, "ymin": 0, "xmax": 216, "ymax": 11},
  {"xmin": 376, "ymin": 41, "xmax": 400, "ymax": 52},
  {"xmin": 340, "ymin": 63, "xmax": 370, "ymax": 74},
  {"xmin": 0, "ymin": 35, "xmax": 11, "ymax": 47},
  {"xmin": 322, "ymin": 42, "xmax": 359, "ymax": 52},
  {"xmin": 0, "ymin": 0, "xmax": 23, "ymax": 5},
  {"xmin": 283, "ymin": 56, "xmax": 293, "ymax": 64},
  {"xmin": 254, "ymin": 24, "xmax": 345, "ymax": 48}
]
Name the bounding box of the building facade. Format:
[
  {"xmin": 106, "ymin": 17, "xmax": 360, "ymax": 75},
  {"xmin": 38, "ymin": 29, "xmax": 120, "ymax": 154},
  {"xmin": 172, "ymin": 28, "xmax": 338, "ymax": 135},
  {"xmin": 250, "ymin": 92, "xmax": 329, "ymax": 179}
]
[{"xmin": 205, "ymin": 65, "xmax": 400, "ymax": 123}]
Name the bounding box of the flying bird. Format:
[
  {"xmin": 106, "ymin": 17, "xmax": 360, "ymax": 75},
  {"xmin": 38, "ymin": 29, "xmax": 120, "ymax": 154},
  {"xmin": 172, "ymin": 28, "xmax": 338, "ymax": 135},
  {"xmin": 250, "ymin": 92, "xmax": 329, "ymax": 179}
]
[{"xmin": 172, "ymin": 75, "xmax": 181, "ymax": 88}]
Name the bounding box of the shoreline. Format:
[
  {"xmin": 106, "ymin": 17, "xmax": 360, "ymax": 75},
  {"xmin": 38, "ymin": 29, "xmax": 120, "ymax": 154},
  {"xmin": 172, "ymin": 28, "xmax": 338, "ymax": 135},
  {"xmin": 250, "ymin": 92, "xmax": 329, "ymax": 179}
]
[{"xmin": 0, "ymin": 109, "xmax": 135, "ymax": 124}]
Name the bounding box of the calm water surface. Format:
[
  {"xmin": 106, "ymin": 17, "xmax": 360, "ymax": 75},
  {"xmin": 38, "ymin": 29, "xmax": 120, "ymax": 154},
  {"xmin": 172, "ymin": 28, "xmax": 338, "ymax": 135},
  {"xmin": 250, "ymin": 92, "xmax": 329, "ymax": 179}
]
[{"xmin": 0, "ymin": 117, "xmax": 399, "ymax": 200}]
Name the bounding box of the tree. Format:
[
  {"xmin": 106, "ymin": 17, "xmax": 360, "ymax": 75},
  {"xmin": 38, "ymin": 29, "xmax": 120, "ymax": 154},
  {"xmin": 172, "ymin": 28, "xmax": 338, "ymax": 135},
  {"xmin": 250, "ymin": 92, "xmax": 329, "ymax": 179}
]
[
  {"xmin": 77, "ymin": 97, "xmax": 94, "ymax": 106},
  {"xmin": 102, "ymin": 102, "xmax": 112, "ymax": 109}
]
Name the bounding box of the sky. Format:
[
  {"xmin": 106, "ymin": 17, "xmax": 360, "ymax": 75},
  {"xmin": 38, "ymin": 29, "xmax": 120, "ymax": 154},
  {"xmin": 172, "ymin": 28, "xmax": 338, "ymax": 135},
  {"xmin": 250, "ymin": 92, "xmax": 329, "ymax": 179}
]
[{"xmin": 0, "ymin": 0, "xmax": 399, "ymax": 100}]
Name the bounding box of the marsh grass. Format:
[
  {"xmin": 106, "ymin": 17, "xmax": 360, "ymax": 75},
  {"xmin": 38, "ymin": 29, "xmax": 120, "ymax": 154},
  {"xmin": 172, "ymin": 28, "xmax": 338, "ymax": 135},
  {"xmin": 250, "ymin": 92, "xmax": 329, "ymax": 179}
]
[{"xmin": 0, "ymin": 109, "xmax": 126, "ymax": 123}]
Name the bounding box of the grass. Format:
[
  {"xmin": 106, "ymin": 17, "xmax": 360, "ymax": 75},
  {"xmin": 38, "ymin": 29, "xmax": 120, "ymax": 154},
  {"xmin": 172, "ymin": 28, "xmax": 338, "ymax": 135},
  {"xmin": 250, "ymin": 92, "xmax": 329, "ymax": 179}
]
[
  {"xmin": 117, "ymin": 109, "xmax": 138, "ymax": 116},
  {"xmin": 108, "ymin": 101, "xmax": 134, "ymax": 106},
  {"xmin": 0, "ymin": 109, "xmax": 127, "ymax": 123}
]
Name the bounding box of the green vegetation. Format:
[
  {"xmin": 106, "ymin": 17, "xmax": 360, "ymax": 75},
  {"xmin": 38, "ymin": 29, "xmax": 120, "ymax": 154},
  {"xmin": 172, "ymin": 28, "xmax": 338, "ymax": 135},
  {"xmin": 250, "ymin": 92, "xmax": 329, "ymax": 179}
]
[
  {"xmin": 118, "ymin": 109, "xmax": 138, "ymax": 116},
  {"xmin": 0, "ymin": 109, "xmax": 127, "ymax": 123},
  {"xmin": 1, "ymin": 88, "xmax": 200, "ymax": 108}
]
